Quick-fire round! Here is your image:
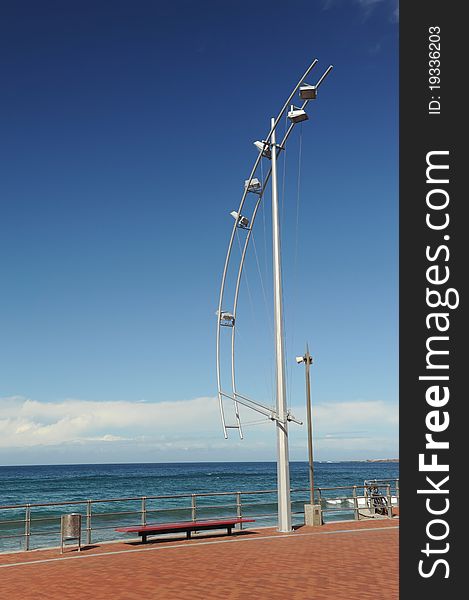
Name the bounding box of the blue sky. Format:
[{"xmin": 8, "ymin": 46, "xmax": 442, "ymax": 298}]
[{"xmin": 0, "ymin": 0, "xmax": 398, "ymax": 465}]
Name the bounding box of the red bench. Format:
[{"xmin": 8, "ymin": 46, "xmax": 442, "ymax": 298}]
[{"xmin": 116, "ymin": 518, "xmax": 255, "ymax": 543}]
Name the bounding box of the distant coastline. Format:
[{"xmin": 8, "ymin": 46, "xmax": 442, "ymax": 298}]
[{"xmin": 317, "ymin": 458, "xmax": 399, "ymax": 464}]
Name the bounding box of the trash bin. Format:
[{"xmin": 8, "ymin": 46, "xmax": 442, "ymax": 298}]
[{"xmin": 61, "ymin": 513, "xmax": 82, "ymax": 553}]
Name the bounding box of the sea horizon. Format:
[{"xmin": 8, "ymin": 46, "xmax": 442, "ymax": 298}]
[{"xmin": 1, "ymin": 458, "xmax": 399, "ymax": 468}]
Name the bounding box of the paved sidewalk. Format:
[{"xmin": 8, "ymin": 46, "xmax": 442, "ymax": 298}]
[{"xmin": 0, "ymin": 520, "xmax": 398, "ymax": 599}]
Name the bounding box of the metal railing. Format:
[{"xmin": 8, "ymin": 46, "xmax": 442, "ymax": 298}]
[
  {"xmin": 315, "ymin": 479, "xmax": 399, "ymax": 520},
  {"xmin": 0, "ymin": 480, "xmax": 399, "ymax": 552}
]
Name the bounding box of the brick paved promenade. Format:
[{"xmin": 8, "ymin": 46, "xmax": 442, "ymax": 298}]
[{"xmin": 0, "ymin": 520, "xmax": 398, "ymax": 599}]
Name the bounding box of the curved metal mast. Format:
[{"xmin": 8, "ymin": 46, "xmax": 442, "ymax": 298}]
[{"xmin": 216, "ymin": 60, "xmax": 333, "ymax": 439}]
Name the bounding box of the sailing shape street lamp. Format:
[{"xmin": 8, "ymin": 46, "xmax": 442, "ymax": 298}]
[{"xmin": 216, "ymin": 59, "xmax": 333, "ymax": 532}]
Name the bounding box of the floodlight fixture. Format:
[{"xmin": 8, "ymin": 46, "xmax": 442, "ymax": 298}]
[
  {"xmin": 288, "ymin": 105, "xmax": 309, "ymax": 124},
  {"xmin": 230, "ymin": 211, "xmax": 250, "ymax": 229},
  {"xmin": 299, "ymin": 84, "xmax": 318, "ymax": 100},
  {"xmin": 220, "ymin": 311, "xmax": 235, "ymax": 326},
  {"xmin": 244, "ymin": 178, "xmax": 262, "ymax": 194},
  {"xmin": 254, "ymin": 140, "xmax": 272, "ymax": 159},
  {"xmin": 296, "ymin": 352, "xmax": 313, "ymax": 365}
]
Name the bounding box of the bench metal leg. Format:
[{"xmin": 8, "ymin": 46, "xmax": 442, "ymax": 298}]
[
  {"xmin": 186, "ymin": 530, "xmax": 191, "ymax": 539},
  {"xmin": 142, "ymin": 534, "xmax": 147, "ymax": 543},
  {"xmin": 227, "ymin": 527, "xmax": 232, "ymax": 535}
]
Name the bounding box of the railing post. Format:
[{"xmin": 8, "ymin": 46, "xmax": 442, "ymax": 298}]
[
  {"xmin": 191, "ymin": 494, "xmax": 197, "ymax": 522},
  {"xmin": 236, "ymin": 492, "xmax": 242, "ymax": 530},
  {"xmin": 141, "ymin": 497, "xmax": 147, "ymax": 526},
  {"xmin": 364, "ymin": 484, "xmax": 370, "ymax": 510},
  {"xmin": 24, "ymin": 505, "xmax": 31, "ymax": 551},
  {"xmin": 386, "ymin": 484, "xmax": 393, "ymax": 518},
  {"xmin": 86, "ymin": 500, "xmax": 92, "ymax": 545},
  {"xmin": 352, "ymin": 486, "xmax": 359, "ymax": 521}
]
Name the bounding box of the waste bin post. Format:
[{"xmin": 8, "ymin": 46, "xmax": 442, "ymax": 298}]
[{"xmin": 61, "ymin": 513, "xmax": 82, "ymax": 554}]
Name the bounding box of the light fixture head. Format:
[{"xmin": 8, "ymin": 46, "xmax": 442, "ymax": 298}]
[
  {"xmin": 295, "ymin": 356, "xmax": 304, "ymax": 364},
  {"xmin": 220, "ymin": 311, "xmax": 235, "ymax": 326},
  {"xmin": 244, "ymin": 178, "xmax": 262, "ymax": 193},
  {"xmin": 230, "ymin": 211, "xmax": 249, "ymax": 229},
  {"xmin": 254, "ymin": 140, "xmax": 271, "ymax": 159},
  {"xmin": 288, "ymin": 105, "xmax": 309, "ymax": 124},
  {"xmin": 299, "ymin": 84, "xmax": 317, "ymax": 100}
]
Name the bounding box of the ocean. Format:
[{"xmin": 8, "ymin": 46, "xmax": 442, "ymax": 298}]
[{"xmin": 0, "ymin": 461, "xmax": 399, "ymax": 552}]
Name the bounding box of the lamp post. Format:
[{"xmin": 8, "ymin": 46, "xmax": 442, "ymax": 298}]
[
  {"xmin": 215, "ymin": 60, "xmax": 333, "ymax": 533},
  {"xmin": 296, "ymin": 345, "xmax": 314, "ymax": 504},
  {"xmin": 271, "ymin": 118, "xmax": 292, "ymax": 533},
  {"xmin": 296, "ymin": 345, "xmax": 321, "ymax": 525}
]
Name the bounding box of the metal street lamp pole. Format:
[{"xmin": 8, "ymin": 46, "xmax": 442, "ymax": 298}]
[
  {"xmin": 304, "ymin": 346, "xmax": 314, "ymax": 504},
  {"xmin": 297, "ymin": 345, "xmax": 321, "ymax": 526},
  {"xmin": 270, "ymin": 118, "xmax": 292, "ymax": 533}
]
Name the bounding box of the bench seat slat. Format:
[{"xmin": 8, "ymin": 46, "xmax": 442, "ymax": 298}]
[{"xmin": 116, "ymin": 518, "xmax": 254, "ymax": 534}]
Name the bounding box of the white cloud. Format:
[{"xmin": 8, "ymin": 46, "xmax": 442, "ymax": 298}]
[
  {"xmin": 0, "ymin": 395, "xmax": 397, "ymax": 464},
  {"xmin": 356, "ymin": 0, "xmax": 383, "ymax": 6},
  {"xmin": 0, "ymin": 395, "xmax": 220, "ymax": 448},
  {"xmin": 314, "ymin": 399, "xmax": 398, "ymax": 429},
  {"xmin": 322, "ymin": 0, "xmax": 339, "ymax": 9},
  {"xmin": 322, "ymin": 0, "xmax": 398, "ymax": 22},
  {"xmin": 322, "ymin": 0, "xmax": 385, "ymax": 10}
]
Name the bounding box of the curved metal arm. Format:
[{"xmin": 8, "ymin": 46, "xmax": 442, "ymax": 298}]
[
  {"xmin": 229, "ymin": 66, "xmax": 334, "ymax": 380},
  {"xmin": 230, "ymin": 115, "xmax": 308, "ymax": 409},
  {"xmin": 216, "ymin": 60, "xmax": 333, "ymax": 438}
]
